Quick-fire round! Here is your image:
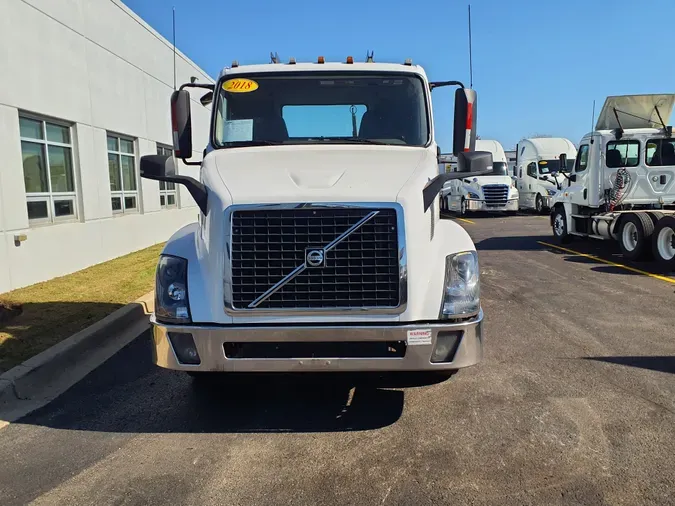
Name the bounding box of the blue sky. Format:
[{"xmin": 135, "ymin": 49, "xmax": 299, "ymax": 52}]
[{"xmin": 126, "ymin": 0, "xmax": 675, "ymax": 150}]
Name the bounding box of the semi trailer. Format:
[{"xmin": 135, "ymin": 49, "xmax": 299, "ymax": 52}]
[
  {"xmin": 138, "ymin": 55, "xmax": 496, "ymax": 380},
  {"xmin": 550, "ymin": 94, "xmax": 675, "ymax": 271}
]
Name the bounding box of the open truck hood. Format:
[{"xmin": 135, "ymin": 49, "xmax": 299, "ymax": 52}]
[
  {"xmin": 211, "ymin": 145, "xmax": 427, "ymax": 203},
  {"xmin": 596, "ymin": 94, "xmax": 675, "ymax": 130}
]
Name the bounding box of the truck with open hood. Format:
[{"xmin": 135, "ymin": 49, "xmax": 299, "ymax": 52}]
[
  {"xmin": 440, "ymin": 139, "xmax": 519, "ymax": 215},
  {"xmin": 550, "ymin": 94, "xmax": 675, "ymax": 271},
  {"xmin": 139, "ymin": 56, "xmax": 495, "ymax": 380}
]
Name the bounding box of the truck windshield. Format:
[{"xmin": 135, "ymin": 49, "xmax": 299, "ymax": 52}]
[
  {"xmin": 538, "ymin": 159, "xmax": 574, "ymax": 174},
  {"xmin": 492, "ymin": 162, "xmax": 508, "ymax": 175},
  {"xmin": 213, "ymin": 72, "xmax": 429, "ymax": 148}
]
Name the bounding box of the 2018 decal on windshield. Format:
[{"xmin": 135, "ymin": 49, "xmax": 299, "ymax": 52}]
[{"xmin": 222, "ymin": 78, "xmax": 259, "ymax": 93}]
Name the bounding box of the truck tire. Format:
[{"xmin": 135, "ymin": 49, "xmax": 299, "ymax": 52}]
[
  {"xmin": 618, "ymin": 213, "xmax": 654, "ymax": 261},
  {"xmin": 652, "ymin": 216, "xmax": 675, "ymax": 272},
  {"xmin": 459, "ymin": 197, "xmax": 467, "ymax": 216},
  {"xmin": 535, "ymin": 194, "xmax": 545, "ymax": 214},
  {"xmin": 551, "ymin": 206, "xmax": 572, "ymax": 244},
  {"xmin": 648, "ymin": 211, "xmax": 664, "ymax": 226}
]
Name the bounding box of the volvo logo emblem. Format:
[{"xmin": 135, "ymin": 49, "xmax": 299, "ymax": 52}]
[{"xmin": 305, "ymin": 248, "xmax": 325, "ymax": 268}]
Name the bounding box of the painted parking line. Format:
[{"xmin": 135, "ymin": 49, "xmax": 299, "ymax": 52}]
[
  {"xmin": 455, "ymin": 217, "xmax": 476, "ymax": 225},
  {"xmin": 538, "ymin": 241, "xmax": 675, "ymax": 285}
]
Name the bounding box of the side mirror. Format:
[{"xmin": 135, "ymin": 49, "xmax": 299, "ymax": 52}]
[
  {"xmin": 140, "ymin": 155, "xmax": 207, "ymax": 215},
  {"xmin": 171, "ymin": 89, "xmax": 193, "ymax": 158},
  {"xmin": 452, "ymin": 88, "xmax": 477, "ymax": 155},
  {"xmin": 559, "ymin": 152, "xmax": 567, "ymax": 170},
  {"xmin": 200, "ymin": 91, "xmax": 213, "ymax": 107},
  {"xmin": 456, "ymin": 150, "xmax": 493, "ymax": 173}
]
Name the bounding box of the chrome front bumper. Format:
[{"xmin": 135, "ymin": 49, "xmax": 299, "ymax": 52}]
[
  {"xmin": 465, "ymin": 198, "xmax": 519, "ymax": 212},
  {"xmin": 150, "ymin": 310, "xmax": 484, "ymax": 372}
]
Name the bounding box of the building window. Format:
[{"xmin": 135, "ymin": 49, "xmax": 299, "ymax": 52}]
[
  {"xmin": 156, "ymin": 144, "xmax": 177, "ymax": 208},
  {"xmin": 19, "ymin": 115, "xmax": 77, "ymax": 224},
  {"xmin": 107, "ymin": 134, "xmax": 138, "ymax": 213}
]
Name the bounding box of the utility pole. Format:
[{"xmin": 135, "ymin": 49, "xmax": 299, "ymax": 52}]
[
  {"xmin": 468, "ymin": 4, "xmax": 473, "ymax": 88},
  {"xmin": 172, "ymin": 7, "xmax": 177, "ymax": 90}
]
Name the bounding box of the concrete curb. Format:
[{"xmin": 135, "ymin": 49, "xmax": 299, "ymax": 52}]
[{"xmin": 0, "ymin": 291, "xmax": 154, "ymax": 422}]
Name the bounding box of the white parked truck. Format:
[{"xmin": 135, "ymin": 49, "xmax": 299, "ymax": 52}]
[
  {"xmin": 515, "ymin": 137, "xmax": 577, "ymax": 213},
  {"xmin": 550, "ymin": 94, "xmax": 675, "ymax": 271},
  {"xmin": 139, "ymin": 56, "xmax": 496, "ymax": 379},
  {"xmin": 440, "ymin": 139, "xmax": 519, "ymax": 215}
]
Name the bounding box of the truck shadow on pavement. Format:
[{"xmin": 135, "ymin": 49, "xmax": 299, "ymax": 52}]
[
  {"xmin": 584, "ymin": 356, "xmax": 675, "ymax": 375},
  {"xmin": 474, "ymin": 235, "xmax": 551, "ymax": 251},
  {"xmin": 18, "ymin": 334, "xmax": 457, "ymax": 434}
]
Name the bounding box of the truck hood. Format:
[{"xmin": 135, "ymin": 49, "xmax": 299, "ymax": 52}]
[
  {"xmin": 539, "ymin": 173, "xmax": 567, "ymax": 189},
  {"xmin": 442, "ymin": 175, "xmax": 513, "ymax": 192},
  {"xmin": 470, "ymin": 175, "xmax": 513, "ymax": 186},
  {"xmin": 210, "ymin": 145, "xmax": 427, "ymax": 203}
]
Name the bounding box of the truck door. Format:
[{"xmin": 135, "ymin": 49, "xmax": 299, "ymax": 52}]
[
  {"xmin": 516, "ymin": 165, "xmax": 526, "ymax": 206},
  {"xmin": 568, "ymin": 144, "xmax": 590, "ymax": 206},
  {"xmin": 523, "ymin": 162, "xmax": 538, "ymax": 207}
]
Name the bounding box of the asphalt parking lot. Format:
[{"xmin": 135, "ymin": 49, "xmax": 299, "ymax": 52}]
[{"xmin": 1, "ymin": 213, "xmax": 674, "ymax": 506}]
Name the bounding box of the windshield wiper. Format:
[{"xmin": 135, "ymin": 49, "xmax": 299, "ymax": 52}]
[
  {"xmin": 318, "ymin": 137, "xmax": 390, "ymax": 145},
  {"xmin": 226, "ymin": 140, "xmax": 284, "ymax": 147}
]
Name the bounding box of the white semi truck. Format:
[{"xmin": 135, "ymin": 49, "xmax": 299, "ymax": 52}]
[
  {"xmin": 514, "ymin": 137, "xmax": 577, "ymax": 213},
  {"xmin": 139, "ymin": 56, "xmax": 496, "ymax": 380},
  {"xmin": 550, "ymin": 94, "xmax": 675, "ymax": 271},
  {"xmin": 440, "ymin": 139, "xmax": 519, "ymax": 215}
]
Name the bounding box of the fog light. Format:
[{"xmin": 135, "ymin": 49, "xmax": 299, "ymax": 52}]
[
  {"xmin": 168, "ymin": 332, "xmax": 200, "ymax": 365},
  {"xmin": 431, "ymin": 331, "xmax": 462, "ymax": 363}
]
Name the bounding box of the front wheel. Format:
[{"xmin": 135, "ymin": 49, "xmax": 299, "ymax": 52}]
[
  {"xmin": 551, "ymin": 207, "xmax": 572, "ymax": 244},
  {"xmin": 652, "ymin": 216, "xmax": 675, "ymax": 272},
  {"xmin": 535, "ymin": 194, "xmax": 545, "ymax": 214},
  {"xmin": 459, "ymin": 197, "xmax": 467, "ymax": 216}
]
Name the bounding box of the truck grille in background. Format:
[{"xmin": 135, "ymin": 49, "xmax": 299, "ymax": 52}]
[
  {"xmin": 230, "ymin": 207, "xmax": 401, "ymax": 310},
  {"xmin": 482, "ymin": 185, "xmax": 509, "ymax": 206}
]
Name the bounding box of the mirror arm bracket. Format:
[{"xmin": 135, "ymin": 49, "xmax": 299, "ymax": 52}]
[
  {"xmin": 142, "ymin": 172, "xmax": 208, "ymax": 215},
  {"xmin": 178, "ymin": 82, "xmax": 215, "ymax": 92},
  {"xmin": 429, "ymin": 80, "xmax": 466, "ymax": 91},
  {"xmin": 182, "ymin": 158, "xmax": 203, "ymax": 166},
  {"xmin": 423, "ymin": 170, "xmax": 492, "ymax": 212}
]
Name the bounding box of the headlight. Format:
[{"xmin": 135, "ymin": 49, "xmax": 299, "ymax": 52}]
[
  {"xmin": 546, "ymin": 188, "xmax": 557, "ymax": 196},
  {"xmin": 467, "ymin": 191, "xmax": 480, "ymax": 199},
  {"xmin": 155, "ymin": 254, "xmax": 191, "ymax": 324},
  {"xmin": 440, "ymin": 251, "xmax": 480, "ymax": 318}
]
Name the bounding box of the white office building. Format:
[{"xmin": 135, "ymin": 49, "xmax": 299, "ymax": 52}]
[{"xmin": 0, "ymin": 0, "xmax": 213, "ymax": 293}]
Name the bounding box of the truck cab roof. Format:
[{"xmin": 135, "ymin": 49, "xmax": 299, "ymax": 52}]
[
  {"xmin": 519, "ymin": 137, "xmax": 577, "ymax": 158},
  {"xmin": 218, "ymin": 61, "xmax": 428, "ymax": 80}
]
